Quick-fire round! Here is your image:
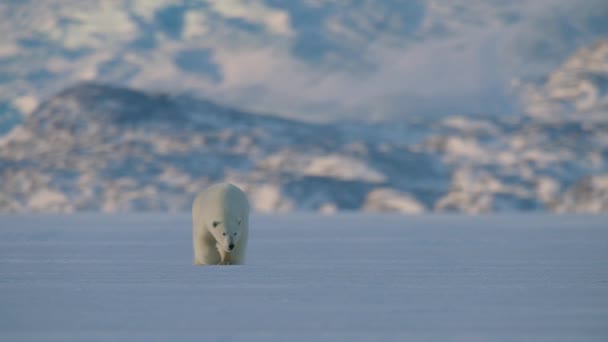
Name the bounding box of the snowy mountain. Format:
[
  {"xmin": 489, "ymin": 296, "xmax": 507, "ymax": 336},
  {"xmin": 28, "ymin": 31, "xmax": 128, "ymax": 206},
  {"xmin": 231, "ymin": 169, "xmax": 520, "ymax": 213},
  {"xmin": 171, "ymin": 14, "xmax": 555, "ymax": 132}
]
[
  {"xmin": 414, "ymin": 41, "xmax": 608, "ymax": 213},
  {"xmin": 0, "ymin": 82, "xmax": 447, "ymax": 213},
  {"xmin": 0, "ymin": 0, "xmax": 607, "ymax": 214},
  {"xmin": 1, "ymin": 37, "xmax": 607, "ymax": 214}
]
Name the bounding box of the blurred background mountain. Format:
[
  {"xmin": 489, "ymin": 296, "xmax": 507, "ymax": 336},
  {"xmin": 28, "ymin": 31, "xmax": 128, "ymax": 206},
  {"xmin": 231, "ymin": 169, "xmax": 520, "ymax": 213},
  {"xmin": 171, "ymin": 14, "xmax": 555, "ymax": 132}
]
[{"xmin": 0, "ymin": 0, "xmax": 607, "ymax": 213}]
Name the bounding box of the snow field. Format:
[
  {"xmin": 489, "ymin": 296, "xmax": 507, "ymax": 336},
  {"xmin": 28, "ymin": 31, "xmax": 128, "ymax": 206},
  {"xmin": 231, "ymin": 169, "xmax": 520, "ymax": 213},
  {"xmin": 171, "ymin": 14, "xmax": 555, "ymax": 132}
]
[{"xmin": 1, "ymin": 214, "xmax": 607, "ymax": 341}]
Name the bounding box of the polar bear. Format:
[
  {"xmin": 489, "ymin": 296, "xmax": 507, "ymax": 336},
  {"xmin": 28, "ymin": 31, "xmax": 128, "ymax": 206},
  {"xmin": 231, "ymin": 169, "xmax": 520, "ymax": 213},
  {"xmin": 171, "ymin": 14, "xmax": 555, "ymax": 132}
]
[{"xmin": 192, "ymin": 183, "xmax": 249, "ymax": 265}]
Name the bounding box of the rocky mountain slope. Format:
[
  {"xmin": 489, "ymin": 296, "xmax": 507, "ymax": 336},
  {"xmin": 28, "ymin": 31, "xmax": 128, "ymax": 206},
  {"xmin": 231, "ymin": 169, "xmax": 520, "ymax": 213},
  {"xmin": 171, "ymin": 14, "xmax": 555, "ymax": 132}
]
[
  {"xmin": 0, "ymin": 82, "xmax": 447, "ymax": 213},
  {"xmin": 2, "ymin": 39, "xmax": 608, "ymax": 214},
  {"xmin": 416, "ymin": 40, "xmax": 608, "ymax": 214}
]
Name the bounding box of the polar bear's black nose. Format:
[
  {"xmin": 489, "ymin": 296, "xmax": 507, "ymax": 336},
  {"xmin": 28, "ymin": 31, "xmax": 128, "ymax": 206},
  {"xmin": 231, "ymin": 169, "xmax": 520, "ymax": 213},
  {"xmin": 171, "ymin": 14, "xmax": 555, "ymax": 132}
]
[{"xmin": 228, "ymin": 243, "xmax": 235, "ymax": 250}]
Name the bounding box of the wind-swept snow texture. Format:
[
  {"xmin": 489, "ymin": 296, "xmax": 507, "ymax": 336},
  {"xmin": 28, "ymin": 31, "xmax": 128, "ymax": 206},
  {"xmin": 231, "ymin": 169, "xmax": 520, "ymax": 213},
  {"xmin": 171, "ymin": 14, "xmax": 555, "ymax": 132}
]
[{"xmin": 1, "ymin": 215, "xmax": 607, "ymax": 341}]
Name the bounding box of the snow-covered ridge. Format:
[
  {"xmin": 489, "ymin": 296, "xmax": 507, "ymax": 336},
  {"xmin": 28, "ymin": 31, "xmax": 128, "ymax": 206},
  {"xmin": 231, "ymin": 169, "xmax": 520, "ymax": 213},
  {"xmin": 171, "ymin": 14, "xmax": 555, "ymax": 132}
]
[
  {"xmin": 2, "ymin": 38, "xmax": 608, "ymax": 215},
  {"xmin": 516, "ymin": 40, "xmax": 608, "ymax": 122},
  {"xmin": 0, "ymin": 82, "xmax": 446, "ymax": 213}
]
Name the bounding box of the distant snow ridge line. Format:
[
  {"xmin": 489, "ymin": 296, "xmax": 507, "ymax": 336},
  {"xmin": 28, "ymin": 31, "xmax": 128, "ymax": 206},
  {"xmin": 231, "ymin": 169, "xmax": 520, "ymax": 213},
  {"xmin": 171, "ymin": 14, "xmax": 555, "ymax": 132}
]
[{"xmin": 1, "ymin": 75, "xmax": 607, "ymax": 213}]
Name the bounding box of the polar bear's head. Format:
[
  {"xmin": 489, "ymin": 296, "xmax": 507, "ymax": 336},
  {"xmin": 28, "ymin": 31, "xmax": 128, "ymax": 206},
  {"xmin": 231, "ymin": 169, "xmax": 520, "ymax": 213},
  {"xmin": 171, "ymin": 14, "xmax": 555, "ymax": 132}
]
[
  {"xmin": 209, "ymin": 217, "xmax": 244, "ymax": 253},
  {"xmin": 201, "ymin": 183, "xmax": 249, "ymax": 253}
]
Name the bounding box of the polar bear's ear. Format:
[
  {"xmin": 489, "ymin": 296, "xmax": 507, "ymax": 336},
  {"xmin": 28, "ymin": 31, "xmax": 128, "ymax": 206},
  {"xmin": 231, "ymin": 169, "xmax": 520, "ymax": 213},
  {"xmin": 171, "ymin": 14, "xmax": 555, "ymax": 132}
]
[{"xmin": 212, "ymin": 221, "xmax": 221, "ymax": 228}]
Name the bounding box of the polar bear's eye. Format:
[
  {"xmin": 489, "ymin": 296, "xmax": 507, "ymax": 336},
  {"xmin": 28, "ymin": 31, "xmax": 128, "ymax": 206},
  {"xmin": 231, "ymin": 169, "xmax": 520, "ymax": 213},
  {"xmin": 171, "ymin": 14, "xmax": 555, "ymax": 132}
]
[
  {"xmin": 212, "ymin": 221, "xmax": 220, "ymax": 228},
  {"xmin": 237, "ymin": 219, "xmax": 241, "ymax": 225},
  {"xmin": 233, "ymin": 233, "xmax": 237, "ymax": 236}
]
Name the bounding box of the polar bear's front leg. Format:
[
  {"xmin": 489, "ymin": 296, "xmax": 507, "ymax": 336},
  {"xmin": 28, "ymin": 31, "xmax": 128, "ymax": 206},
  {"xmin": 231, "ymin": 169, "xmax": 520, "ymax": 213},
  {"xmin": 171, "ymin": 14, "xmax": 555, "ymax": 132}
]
[
  {"xmin": 217, "ymin": 245, "xmax": 233, "ymax": 265},
  {"xmin": 193, "ymin": 237, "xmax": 220, "ymax": 265}
]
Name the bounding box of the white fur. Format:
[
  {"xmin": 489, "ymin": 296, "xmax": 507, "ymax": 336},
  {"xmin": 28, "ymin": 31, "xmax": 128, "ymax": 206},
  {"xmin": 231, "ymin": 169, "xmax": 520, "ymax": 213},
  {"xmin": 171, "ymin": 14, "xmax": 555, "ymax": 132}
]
[{"xmin": 192, "ymin": 183, "xmax": 249, "ymax": 265}]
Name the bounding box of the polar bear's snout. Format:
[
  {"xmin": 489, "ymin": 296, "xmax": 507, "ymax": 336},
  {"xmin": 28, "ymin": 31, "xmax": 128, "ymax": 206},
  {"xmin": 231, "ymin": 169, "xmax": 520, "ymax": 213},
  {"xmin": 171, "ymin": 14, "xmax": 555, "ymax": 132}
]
[
  {"xmin": 222, "ymin": 233, "xmax": 237, "ymax": 252},
  {"xmin": 223, "ymin": 236, "xmax": 235, "ymax": 252}
]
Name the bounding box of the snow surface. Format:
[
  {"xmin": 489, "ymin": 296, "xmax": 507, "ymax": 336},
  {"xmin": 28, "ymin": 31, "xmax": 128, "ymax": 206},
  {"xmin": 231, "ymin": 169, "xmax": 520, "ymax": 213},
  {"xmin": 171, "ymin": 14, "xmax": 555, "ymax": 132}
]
[{"xmin": 1, "ymin": 214, "xmax": 607, "ymax": 341}]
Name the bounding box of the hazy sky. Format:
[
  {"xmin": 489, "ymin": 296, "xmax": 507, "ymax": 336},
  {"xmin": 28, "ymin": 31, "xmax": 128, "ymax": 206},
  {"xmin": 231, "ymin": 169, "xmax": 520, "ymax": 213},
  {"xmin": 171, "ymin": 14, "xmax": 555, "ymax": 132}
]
[{"xmin": 0, "ymin": 0, "xmax": 607, "ymax": 122}]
